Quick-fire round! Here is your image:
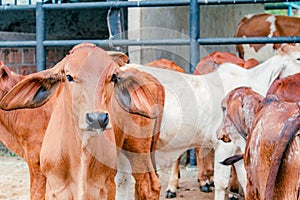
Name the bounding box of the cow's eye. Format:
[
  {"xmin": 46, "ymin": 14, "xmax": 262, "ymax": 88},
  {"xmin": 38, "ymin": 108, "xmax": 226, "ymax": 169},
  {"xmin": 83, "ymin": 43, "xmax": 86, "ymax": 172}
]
[
  {"xmin": 66, "ymin": 74, "xmax": 74, "ymax": 82},
  {"xmin": 221, "ymin": 106, "xmax": 226, "ymax": 112},
  {"xmin": 297, "ymin": 58, "xmax": 300, "ymax": 61},
  {"xmin": 111, "ymin": 73, "xmax": 119, "ymax": 83}
]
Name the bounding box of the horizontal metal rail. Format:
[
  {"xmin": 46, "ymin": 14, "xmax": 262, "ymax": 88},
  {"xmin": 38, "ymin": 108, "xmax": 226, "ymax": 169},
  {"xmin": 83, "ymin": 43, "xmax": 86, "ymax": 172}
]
[
  {"xmin": 1, "ymin": 36, "xmax": 300, "ymax": 48},
  {"xmin": 1, "ymin": 0, "xmax": 300, "ymax": 10}
]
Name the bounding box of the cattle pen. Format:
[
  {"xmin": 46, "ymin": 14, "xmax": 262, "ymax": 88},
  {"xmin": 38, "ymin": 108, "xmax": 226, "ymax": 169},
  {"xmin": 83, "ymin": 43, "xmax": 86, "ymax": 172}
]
[
  {"xmin": 0, "ymin": 0, "xmax": 300, "ymax": 73},
  {"xmin": 0, "ymin": 0, "xmax": 300, "ymax": 199}
]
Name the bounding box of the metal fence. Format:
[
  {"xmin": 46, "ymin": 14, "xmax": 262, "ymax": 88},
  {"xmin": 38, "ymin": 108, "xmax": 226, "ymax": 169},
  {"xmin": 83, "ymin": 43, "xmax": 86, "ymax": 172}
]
[{"xmin": 0, "ymin": 0, "xmax": 300, "ymax": 73}]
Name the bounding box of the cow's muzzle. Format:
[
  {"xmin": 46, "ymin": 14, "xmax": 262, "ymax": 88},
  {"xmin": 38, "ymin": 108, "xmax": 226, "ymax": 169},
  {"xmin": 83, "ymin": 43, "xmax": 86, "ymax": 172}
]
[{"xmin": 86, "ymin": 112, "xmax": 109, "ymax": 133}]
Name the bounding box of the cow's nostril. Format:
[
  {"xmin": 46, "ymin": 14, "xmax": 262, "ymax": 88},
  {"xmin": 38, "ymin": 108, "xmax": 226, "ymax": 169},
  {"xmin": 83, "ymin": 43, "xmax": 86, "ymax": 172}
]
[
  {"xmin": 98, "ymin": 113, "xmax": 109, "ymax": 129},
  {"xmin": 86, "ymin": 112, "xmax": 109, "ymax": 130}
]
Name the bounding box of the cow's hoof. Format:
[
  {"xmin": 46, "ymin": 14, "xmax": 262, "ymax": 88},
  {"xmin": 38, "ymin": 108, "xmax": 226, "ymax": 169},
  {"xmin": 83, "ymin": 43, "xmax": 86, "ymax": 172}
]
[
  {"xmin": 209, "ymin": 181, "xmax": 214, "ymax": 188},
  {"xmin": 228, "ymin": 197, "xmax": 239, "ymax": 200},
  {"xmin": 165, "ymin": 190, "xmax": 176, "ymax": 198},
  {"xmin": 200, "ymin": 183, "xmax": 212, "ymax": 193}
]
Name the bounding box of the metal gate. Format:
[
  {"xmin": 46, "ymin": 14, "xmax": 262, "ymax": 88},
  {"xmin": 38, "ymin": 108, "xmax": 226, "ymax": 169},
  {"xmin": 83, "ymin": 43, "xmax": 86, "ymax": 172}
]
[{"xmin": 0, "ymin": 0, "xmax": 300, "ymax": 72}]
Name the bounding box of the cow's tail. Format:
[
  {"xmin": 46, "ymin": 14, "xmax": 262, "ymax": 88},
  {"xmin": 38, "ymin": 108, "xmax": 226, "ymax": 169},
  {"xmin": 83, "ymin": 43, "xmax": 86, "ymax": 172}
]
[
  {"xmin": 220, "ymin": 154, "xmax": 244, "ymax": 166},
  {"xmin": 150, "ymin": 81, "xmax": 165, "ymax": 175},
  {"xmin": 265, "ymin": 111, "xmax": 300, "ymax": 200}
]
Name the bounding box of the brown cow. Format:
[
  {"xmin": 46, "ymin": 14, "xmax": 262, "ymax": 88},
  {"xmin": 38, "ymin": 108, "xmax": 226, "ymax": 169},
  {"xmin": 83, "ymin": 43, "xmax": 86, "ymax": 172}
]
[
  {"xmin": 0, "ymin": 62, "xmax": 48, "ymax": 200},
  {"xmin": 266, "ymin": 72, "xmax": 300, "ymax": 102},
  {"xmin": 218, "ymin": 75, "xmax": 300, "ymax": 199},
  {"xmin": 194, "ymin": 51, "xmax": 259, "ymax": 75},
  {"xmin": 146, "ymin": 58, "xmax": 185, "ymax": 73},
  {"xmin": 0, "ymin": 52, "xmax": 129, "ymax": 200},
  {"xmin": 236, "ymin": 13, "xmax": 300, "ymax": 62},
  {"xmin": 218, "ymin": 72, "xmax": 300, "ymax": 144},
  {"xmin": 0, "ymin": 44, "xmax": 164, "ymax": 199},
  {"xmin": 245, "ymin": 98, "xmax": 300, "ymax": 200}
]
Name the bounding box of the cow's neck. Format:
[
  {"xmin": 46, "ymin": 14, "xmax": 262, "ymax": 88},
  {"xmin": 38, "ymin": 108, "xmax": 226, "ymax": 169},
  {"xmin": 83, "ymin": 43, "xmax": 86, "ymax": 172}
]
[{"xmin": 247, "ymin": 55, "xmax": 288, "ymax": 96}]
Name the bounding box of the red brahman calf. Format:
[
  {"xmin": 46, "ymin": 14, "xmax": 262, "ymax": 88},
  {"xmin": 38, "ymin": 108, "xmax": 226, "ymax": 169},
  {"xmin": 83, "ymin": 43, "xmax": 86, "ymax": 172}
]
[
  {"xmin": 0, "ymin": 43, "xmax": 164, "ymax": 199},
  {"xmin": 194, "ymin": 51, "xmax": 259, "ymax": 75},
  {"xmin": 0, "ymin": 62, "xmax": 48, "ymax": 200}
]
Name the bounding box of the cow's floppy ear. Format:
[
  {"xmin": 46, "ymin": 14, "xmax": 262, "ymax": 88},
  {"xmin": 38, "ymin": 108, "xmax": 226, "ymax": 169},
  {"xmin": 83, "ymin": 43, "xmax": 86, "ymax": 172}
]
[
  {"xmin": 227, "ymin": 100, "xmax": 248, "ymax": 139},
  {"xmin": 113, "ymin": 72, "xmax": 162, "ymax": 119},
  {"xmin": 0, "ymin": 75, "xmax": 61, "ymax": 110},
  {"xmin": 107, "ymin": 51, "xmax": 129, "ymax": 67}
]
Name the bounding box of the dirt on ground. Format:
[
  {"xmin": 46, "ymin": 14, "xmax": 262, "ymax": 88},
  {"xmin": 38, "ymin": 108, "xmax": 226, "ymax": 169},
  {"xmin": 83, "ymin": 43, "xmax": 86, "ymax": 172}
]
[{"xmin": 0, "ymin": 156, "xmax": 214, "ymax": 200}]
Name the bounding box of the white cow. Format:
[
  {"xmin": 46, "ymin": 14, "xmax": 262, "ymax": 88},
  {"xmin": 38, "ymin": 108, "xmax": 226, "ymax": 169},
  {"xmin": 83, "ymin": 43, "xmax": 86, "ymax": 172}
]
[{"xmin": 115, "ymin": 45, "xmax": 300, "ymax": 200}]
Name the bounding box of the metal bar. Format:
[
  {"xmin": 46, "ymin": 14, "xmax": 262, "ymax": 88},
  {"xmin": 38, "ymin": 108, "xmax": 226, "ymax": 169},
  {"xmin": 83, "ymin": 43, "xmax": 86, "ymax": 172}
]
[
  {"xmin": 0, "ymin": 5, "xmax": 35, "ymax": 10},
  {"xmin": 36, "ymin": 2, "xmax": 46, "ymax": 71},
  {"xmin": 190, "ymin": 0, "xmax": 199, "ymax": 73},
  {"xmin": 39, "ymin": 0, "xmax": 299, "ymax": 10},
  {"xmin": 0, "ymin": 0, "xmax": 298, "ymax": 10},
  {"xmin": 288, "ymin": 4, "xmax": 292, "ymax": 16},
  {"xmin": 1, "ymin": 36, "xmax": 300, "ymax": 48},
  {"xmin": 43, "ymin": 39, "xmax": 191, "ymax": 47},
  {"xmin": 0, "ymin": 41, "xmax": 36, "ymax": 47},
  {"xmin": 197, "ymin": 36, "xmax": 300, "ymax": 45}
]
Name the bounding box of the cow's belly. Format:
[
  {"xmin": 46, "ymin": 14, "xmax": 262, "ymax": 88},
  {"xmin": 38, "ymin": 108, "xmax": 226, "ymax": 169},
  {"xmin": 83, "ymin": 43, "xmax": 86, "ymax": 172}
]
[{"xmin": 155, "ymin": 85, "xmax": 216, "ymax": 168}]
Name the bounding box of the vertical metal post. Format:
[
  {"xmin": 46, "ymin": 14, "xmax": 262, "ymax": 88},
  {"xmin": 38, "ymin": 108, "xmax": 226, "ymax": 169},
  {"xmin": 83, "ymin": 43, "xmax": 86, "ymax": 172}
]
[
  {"xmin": 189, "ymin": 0, "xmax": 199, "ymax": 73},
  {"xmin": 189, "ymin": 0, "xmax": 200, "ymax": 167},
  {"xmin": 106, "ymin": 0, "xmax": 127, "ymax": 53},
  {"xmin": 288, "ymin": 4, "xmax": 292, "ymax": 16},
  {"xmin": 36, "ymin": 2, "xmax": 46, "ymax": 71}
]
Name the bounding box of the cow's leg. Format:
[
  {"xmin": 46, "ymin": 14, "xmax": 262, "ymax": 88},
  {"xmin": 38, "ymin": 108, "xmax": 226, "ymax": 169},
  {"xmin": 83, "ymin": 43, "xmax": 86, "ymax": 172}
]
[
  {"xmin": 214, "ymin": 142, "xmax": 238, "ymax": 200},
  {"xmin": 197, "ymin": 147, "xmax": 214, "ymax": 193},
  {"xmin": 123, "ymin": 138, "xmax": 161, "ymax": 200},
  {"xmin": 227, "ymin": 165, "xmax": 240, "ymax": 200},
  {"xmin": 165, "ymin": 157, "xmax": 181, "ymax": 198},
  {"xmin": 233, "ymin": 158, "xmax": 247, "ymax": 198},
  {"xmin": 115, "ymin": 152, "xmax": 132, "ymax": 200},
  {"xmin": 27, "ymin": 158, "xmax": 46, "ymax": 200}
]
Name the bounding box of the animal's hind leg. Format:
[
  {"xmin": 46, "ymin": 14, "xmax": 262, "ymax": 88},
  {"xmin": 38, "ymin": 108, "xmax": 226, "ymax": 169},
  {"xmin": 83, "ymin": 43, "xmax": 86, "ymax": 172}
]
[
  {"xmin": 165, "ymin": 157, "xmax": 181, "ymax": 198},
  {"xmin": 197, "ymin": 147, "xmax": 214, "ymax": 193}
]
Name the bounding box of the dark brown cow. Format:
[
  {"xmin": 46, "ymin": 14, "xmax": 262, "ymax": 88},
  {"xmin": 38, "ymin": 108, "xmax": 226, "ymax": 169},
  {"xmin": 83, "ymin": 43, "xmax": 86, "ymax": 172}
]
[
  {"xmin": 236, "ymin": 13, "xmax": 300, "ymax": 62},
  {"xmin": 0, "ymin": 44, "xmax": 164, "ymax": 199}
]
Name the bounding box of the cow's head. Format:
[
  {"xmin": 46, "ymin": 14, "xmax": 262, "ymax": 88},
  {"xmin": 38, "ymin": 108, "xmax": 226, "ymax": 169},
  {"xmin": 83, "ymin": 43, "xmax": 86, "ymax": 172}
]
[
  {"xmin": 217, "ymin": 87, "xmax": 263, "ymax": 147},
  {"xmin": 0, "ymin": 62, "xmax": 25, "ymax": 99},
  {"xmin": 0, "ymin": 43, "xmax": 161, "ymax": 134}
]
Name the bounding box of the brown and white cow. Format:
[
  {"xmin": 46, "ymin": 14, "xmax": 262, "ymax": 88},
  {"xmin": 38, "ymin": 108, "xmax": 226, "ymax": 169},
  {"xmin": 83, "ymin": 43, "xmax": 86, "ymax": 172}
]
[
  {"xmin": 0, "ymin": 43, "xmax": 164, "ymax": 199},
  {"xmin": 236, "ymin": 13, "xmax": 300, "ymax": 62}
]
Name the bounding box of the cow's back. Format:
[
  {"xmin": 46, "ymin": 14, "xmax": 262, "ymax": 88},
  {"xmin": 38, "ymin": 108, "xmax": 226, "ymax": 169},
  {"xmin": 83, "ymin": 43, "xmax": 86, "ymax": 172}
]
[{"xmin": 245, "ymin": 100, "xmax": 300, "ymax": 199}]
